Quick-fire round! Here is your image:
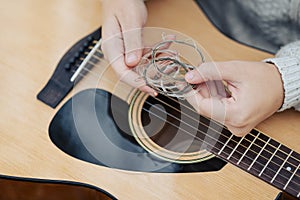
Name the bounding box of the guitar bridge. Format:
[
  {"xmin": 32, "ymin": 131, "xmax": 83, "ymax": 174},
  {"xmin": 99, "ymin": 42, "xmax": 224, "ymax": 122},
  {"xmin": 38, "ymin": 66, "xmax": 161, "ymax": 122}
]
[{"xmin": 37, "ymin": 27, "xmax": 102, "ymax": 108}]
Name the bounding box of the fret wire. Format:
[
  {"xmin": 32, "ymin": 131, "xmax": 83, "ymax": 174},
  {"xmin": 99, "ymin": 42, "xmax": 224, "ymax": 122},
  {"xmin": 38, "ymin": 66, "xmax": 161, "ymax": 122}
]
[
  {"xmin": 159, "ymin": 100, "xmax": 300, "ymax": 169},
  {"xmin": 259, "ymin": 144, "xmax": 281, "ymax": 176},
  {"xmin": 247, "ymin": 135, "xmax": 269, "ymax": 171},
  {"xmin": 298, "ymin": 192, "xmax": 300, "ymax": 198},
  {"xmin": 237, "ymin": 134, "xmax": 259, "ymax": 165},
  {"xmin": 218, "ymin": 135, "xmax": 233, "ymax": 155},
  {"xmin": 284, "ymin": 163, "xmax": 300, "ymax": 190},
  {"xmin": 271, "ymin": 150, "xmax": 293, "ymax": 183},
  {"xmin": 147, "ymin": 96, "xmax": 300, "ymax": 171},
  {"xmin": 143, "ymin": 89, "xmax": 300, "ymax": 165},
  {"xmin": 142, "ymin": 99, "xmax": 300, "ymax": 184},
  {"xmin": 148, "ymin": 98, "xmax": 266, "ymax": 166},
  {"xmin": 140, "ymin": 90, "xmax": 300, "ymax": 172},
  {"xmin": 227, "ymin": 135, "xmax": 245, "ymax": 159},
  {"xmin": 141, "ymin": 105, "xmax": 300, "ymax": 195},
  {"xmin": 77, "ymin": 41, "xmax": 300, "ymax": 172}
]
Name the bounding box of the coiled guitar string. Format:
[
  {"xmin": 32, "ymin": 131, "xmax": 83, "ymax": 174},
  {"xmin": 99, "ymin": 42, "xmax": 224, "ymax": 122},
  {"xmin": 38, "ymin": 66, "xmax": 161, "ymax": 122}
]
[{"xmin": 135, "ymin": 37, "xmax": 205, "ymax": 98}]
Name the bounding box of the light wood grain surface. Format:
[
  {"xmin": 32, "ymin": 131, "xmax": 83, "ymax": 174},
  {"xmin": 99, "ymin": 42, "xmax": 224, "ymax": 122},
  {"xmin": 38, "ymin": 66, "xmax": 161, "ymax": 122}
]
[{"xmin": 1, "ymin": 0, "xmax": 300, "ymax": 199}]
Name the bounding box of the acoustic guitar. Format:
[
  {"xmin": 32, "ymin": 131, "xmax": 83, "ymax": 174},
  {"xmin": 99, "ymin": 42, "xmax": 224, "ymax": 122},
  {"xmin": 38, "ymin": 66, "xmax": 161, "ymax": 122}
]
[{"xmin": 1, "ymin": 0, "xmax": 300, "ymax": 199}]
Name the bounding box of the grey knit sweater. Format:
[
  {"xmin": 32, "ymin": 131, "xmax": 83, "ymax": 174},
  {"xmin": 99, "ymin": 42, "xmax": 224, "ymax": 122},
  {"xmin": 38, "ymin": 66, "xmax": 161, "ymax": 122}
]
[{"xmin": 196, "ymin": 0, "xmax": 300, "ymax": 112}]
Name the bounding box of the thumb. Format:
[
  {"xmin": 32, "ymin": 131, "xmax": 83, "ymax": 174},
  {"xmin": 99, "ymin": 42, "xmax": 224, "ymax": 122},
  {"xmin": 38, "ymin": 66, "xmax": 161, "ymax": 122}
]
[
  {"xmin": 122, "ymin": 27, "xmax": 143, "ymax": 67},
  {"xmin": 185, "ymin": 62, "xmax": 235, "ymax": 84}
]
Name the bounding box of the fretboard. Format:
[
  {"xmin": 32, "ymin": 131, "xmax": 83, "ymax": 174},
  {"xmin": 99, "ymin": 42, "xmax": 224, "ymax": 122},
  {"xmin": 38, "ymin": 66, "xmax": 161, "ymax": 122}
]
[{"xmin": 209, "ymin": 128, "xmax": 300, "ymax": 198}]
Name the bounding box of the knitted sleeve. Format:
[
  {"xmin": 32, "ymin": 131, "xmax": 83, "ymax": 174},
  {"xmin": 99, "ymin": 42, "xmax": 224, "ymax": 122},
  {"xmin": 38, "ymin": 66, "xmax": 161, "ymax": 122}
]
[{"xmin": 264, "ymin": 40, "xmax": 300, "ymax": 112}]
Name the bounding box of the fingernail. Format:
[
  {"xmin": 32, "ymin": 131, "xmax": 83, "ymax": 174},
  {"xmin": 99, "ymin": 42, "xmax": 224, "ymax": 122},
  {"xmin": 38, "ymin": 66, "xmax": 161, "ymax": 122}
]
[
  {"xmin": 186, "ymin": 72, "xmax": 194, "ymax": 80},
  {"xmin": 149, "ymin": 91, "xmax": 158, "ymax": 97},
  {"xmin": 126, "ymin": 53, "xmax": 137, "ymax": 64}
]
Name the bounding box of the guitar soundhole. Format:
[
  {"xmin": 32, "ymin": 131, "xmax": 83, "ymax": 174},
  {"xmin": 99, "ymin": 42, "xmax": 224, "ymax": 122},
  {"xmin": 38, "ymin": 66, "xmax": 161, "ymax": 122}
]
[
  {"xmin": 129, "ymin": 92, "xmax": 213, "ymax": 163},
  {"xmin": 142, "ymin": 95, "xmax": 181, "ymax": 148},
  {"xmin": 142, "ymin": 95, "xmax": 200, "ymax": 152}
]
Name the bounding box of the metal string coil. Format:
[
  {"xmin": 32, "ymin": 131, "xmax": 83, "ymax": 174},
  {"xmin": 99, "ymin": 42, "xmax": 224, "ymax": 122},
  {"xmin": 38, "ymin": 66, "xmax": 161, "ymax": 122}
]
[{"xmin": 135, "ymin": 35, "xmax": 205, "ymax": 98}]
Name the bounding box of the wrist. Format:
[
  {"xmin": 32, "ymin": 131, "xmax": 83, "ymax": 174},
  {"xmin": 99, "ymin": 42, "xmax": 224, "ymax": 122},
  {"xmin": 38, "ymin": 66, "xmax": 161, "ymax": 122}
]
[
  {"xmin": 265, "ymin": 62, "xmax": 284, "ymax": 110},
  {"xmin": 264, "ymin": 57, "xmax": 300, "ymax": 111}
]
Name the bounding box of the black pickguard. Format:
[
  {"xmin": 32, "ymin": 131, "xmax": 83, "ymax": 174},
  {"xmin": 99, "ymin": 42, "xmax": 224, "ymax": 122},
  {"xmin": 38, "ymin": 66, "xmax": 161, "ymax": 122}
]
[{"xmin": 49, "ymin": 89, "xmax": 226, "ymax": 173}]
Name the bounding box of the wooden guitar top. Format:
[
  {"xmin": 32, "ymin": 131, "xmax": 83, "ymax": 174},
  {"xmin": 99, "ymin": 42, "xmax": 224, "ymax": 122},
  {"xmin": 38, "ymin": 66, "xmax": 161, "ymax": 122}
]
[{"xmin": 0, "ymin": 0, "xmax": 299, "ymax": 199}]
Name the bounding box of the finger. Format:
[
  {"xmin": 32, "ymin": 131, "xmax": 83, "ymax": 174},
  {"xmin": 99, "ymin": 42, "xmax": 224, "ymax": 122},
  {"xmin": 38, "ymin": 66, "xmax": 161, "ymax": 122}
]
[
  {"xmin": 185, "ymin": 61, "xmax": 237, "ymax": 84},
  {"xmin": 226, "ymin": 125, "xmax": 253, "ymax": 137},
  {"xmin": 196, "ymin": 81, "xmax": 223, "ymax": 98},
  {"xmin": 122, "ymin": 28, "xmax": 144, "ymax": 67},
  {"xmin": 198, "ymin": 83, "xmax": 210, "ymax": 98},
  {"xmin": 185, "ymin": 91, "xmax": 227, "ymax": 124},
  {"xmin": 112, "ymin": 57, "xmax": 157, "ymax": 95},
  {"xmin": 186, "ymin": 86, "xmax": 251, "ymax": 137},
  {"xmin": 101, "ymin": 18, "xmax": 124, "ymax": 65},
  {"xmin": 206, "ymin": 80, "xmax": 218, "ymax": 97},
  {"xmin": 216, "ymin": 81, "xmax": 228, "ymax": 97},
  {"xmin": 118, "ymin": 13, "xmax": 145, "ymax": 67},
  {"xmin": 102, "ymin": 20, "xmax": 157, "ymax": 96}
]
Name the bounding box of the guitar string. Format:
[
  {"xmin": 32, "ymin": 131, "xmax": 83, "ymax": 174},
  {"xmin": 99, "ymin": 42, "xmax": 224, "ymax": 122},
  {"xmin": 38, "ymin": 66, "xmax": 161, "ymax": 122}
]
[
  {"xmin": 150, "ymin": 94, "xmax": 300, "ymax": 171},
  {"xmin": 73, "ymin": 66, "xmax": 300, "ymax": 188},
  {"xmin": 79, "ymin": 52, "xmax": 300, "ymax": 167},
  {"xmin": 72, "ymin": 43, "xmax": 300, "ymax": 172},
  {"xmin": 141, "ymin": 99, "xmax": 300, "ymax": 189},
  {"xmin": 140, "ymin": 104, "xmax": 300, "ymax": 193},
  {"xmin": 148, "ymin": 95, "xmax": 299, "ymax": 167},
  {"xmin": 76, "ymin": 52, "xmax": 300, "ymax": 168}
]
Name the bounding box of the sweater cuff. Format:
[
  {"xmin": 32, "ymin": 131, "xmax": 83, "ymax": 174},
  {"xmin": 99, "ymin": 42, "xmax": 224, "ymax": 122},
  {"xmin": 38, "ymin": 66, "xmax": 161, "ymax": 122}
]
[{"xmin": 264, "ymin": 57, "xmax": 300, "ymax": 111}]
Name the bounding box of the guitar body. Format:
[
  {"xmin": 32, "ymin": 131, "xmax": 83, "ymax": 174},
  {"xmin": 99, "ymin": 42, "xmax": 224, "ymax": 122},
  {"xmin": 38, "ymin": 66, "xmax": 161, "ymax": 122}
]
[{"xmin": 1, "ymin": 0, "xmax": 300, "ymax": 199}]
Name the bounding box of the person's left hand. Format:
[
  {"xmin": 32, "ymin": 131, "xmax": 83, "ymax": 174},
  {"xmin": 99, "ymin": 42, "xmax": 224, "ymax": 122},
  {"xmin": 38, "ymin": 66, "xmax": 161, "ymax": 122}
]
[
  {"xmin": 101, "ymin": 0, "xmax": 157, "ymax": 95},
  {"xmin": 184, "ymin": 60, "xmax": 284, "ymax": 136}
]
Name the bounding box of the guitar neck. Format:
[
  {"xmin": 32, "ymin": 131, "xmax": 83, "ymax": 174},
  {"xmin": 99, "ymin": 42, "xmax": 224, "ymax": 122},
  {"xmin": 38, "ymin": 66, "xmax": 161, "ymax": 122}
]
[{"xmin": 209, "ymin": 127, "xmax": 300, "ymax": 198}]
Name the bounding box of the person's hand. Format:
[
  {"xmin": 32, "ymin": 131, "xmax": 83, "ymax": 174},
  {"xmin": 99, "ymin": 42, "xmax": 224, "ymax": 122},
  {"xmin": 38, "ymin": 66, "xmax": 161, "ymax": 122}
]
[
  {"xmin": 185, "ymin": 61, "xmax": 284, "ymax": 136},
  {"xmin": 101, "ymin": 0, "xmax": 157, "ymax": 95}
]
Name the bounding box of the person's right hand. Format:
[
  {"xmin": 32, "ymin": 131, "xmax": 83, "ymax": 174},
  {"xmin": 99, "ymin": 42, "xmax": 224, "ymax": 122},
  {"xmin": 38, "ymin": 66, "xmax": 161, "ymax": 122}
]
[
  {"xmin": 184, "ymin": 61, "xmax": 284, "ymax": 137},
  {"xmin": 101, "ymin": 0, "xmax": 157, "ymax": 95}
]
